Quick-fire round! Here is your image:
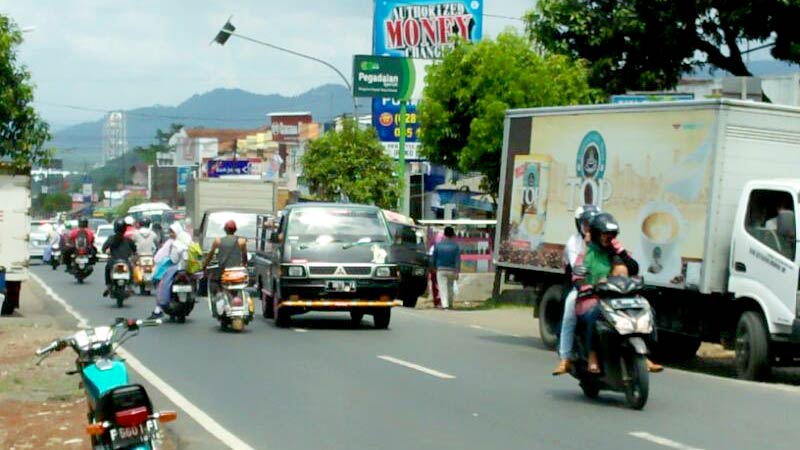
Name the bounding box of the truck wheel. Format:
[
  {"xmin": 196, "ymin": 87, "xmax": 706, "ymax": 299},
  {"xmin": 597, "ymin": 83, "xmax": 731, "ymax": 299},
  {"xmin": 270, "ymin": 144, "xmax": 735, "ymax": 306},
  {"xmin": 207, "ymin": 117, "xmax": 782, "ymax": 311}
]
[
  {"xmin": 401, "ymin": 295, "xmax": 418, "ymax": 308},
  {"xmin": 538, "ymin": 285, "xmax": 563, "ymax": 350},
  {"xmin": 275, "ymin": 304, "xmax": 291, "ymax": 328},
  {"xmin": 350, "ymin": 310, "xmax": 364, "ymax": 325},
  {"xmin": 373, "ymin": 309, "xmax": 391, "ymax": 329},
  {"xmin": 260, "ymin": 280, "xmax": 274, "ymax": 319},
  {"xmin": 735, "ymin": 311, "xmax": 771, "ymax": 381},
  {"xmin": 1, "ymin": 281, "xmax": 21, "ymax": 315}
]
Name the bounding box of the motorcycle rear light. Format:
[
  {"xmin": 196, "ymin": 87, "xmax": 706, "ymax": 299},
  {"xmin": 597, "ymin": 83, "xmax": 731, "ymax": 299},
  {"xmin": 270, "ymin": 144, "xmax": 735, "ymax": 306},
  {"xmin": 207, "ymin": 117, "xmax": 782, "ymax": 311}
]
[
  {"xmin": 231, "ymin": 297, "xmax": 244, "ymax": 307},
  {"xmin": 115, "ymin": 406, "xmax": 149, "ymax": 428},
  {"xmin": 157, "ymin": 410, "xmax": 177, "ymax": 423},
  {"xmin": 86, "ymin": 422, "xmax": 107, "ymax": 436}
]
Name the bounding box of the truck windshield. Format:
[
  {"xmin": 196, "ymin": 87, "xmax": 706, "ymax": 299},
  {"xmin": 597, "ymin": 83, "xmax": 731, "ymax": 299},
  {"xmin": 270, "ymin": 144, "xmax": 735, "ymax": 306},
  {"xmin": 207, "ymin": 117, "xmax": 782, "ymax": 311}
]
[
  {"xmin": 287, "ymin": 208, "xmax": 387, "ymax": 246},
  {"xmin": 204, "ymin": 212, "xmax": 258, "ymax": 250}
]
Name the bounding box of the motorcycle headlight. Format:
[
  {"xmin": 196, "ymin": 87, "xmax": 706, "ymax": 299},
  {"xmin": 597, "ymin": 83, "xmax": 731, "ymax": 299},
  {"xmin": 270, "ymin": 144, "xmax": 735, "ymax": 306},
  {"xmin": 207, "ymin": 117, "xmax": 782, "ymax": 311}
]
[
  {"xmin": 286, "ymin": 266, "xmax": 305, "ymax": 278},
  {"xmin": 375, "ymin": 266, "xmax": 393, "ymax": 278}
]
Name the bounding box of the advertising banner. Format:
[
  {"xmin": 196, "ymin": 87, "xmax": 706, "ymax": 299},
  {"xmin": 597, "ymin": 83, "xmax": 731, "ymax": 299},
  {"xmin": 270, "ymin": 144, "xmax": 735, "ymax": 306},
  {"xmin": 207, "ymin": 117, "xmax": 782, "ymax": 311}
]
[
  {"xmin": 611, "ymin": 93, "xmax": 695, "ymax": 104},
  {"xmin": 353, "ymin": 55, "xmax": 430, "ymax": 99},
  {"xmin": 373, "ymin": 0, "xmax": 484, "ymax": 58},
  {"xmin": 176, "ymin": 166, "xmax": 191, "ymax": 192},
  {"xmin": 269, "ymin": 113, "xmax": 313, "ymax": 143},
  {"xmin": 206, "ymin": 160, "xmax": 255, "ymax": 178},
  {"xmin": 498, "ymin": 109, "xmax": 716, "ymax": 288},
  {"xmin": 372, "ymin": 98, "xmax": 421, "ymax": 141}
]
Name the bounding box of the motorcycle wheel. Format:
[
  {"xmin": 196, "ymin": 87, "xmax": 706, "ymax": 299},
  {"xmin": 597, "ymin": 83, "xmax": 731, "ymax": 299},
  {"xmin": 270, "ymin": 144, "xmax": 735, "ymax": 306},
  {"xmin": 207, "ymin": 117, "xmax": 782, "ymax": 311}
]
[
  {"xmin": 231, "ymin": 318, "xmax": 244, "ymax": 332},
  {"xmin": 624, "ymin": 354, "xmax": 649, "ymax": 410},
  {"xmin": 580, "ymin": 381, "xmax": 599, "ymax": 399},
  {"xmin": 115, "ymin": 294, "xmax": 124, "ymax": 308}
]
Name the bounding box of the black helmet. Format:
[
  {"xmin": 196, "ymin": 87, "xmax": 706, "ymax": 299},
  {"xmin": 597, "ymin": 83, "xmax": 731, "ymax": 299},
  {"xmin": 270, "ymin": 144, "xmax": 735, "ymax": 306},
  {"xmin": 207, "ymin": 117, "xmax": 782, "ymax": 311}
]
[
  {"xmin": 139, "ymin": 218, "xmax": 151, "ymax": 228},
  {"xmin": 574, "ymin": 204, "xmax": 601, "ymax": 235},
  {"xmin": 589, "ymin": 212, "xmax": 619, "ymax": 246},
  {"xmin": 78, "ymin": 217, "xmax": 89, "ymax": 228},
  {"xmin": 113, "ymin": 218, "xmax": 125, "ymax": 235}
]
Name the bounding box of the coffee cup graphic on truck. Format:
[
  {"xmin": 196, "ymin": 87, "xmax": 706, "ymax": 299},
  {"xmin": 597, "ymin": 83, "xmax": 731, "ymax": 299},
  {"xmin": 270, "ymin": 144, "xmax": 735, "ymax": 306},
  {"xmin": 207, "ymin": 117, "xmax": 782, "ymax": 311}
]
[{"xmin": 638, "ymin": 201, "xmax": 685, "ymax": 277}]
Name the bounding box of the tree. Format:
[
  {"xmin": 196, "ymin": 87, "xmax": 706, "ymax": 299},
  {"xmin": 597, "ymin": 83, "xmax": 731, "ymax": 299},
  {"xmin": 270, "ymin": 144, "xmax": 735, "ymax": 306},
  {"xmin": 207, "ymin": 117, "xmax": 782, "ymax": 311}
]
[
  {"xmin": 526, "ymin": 0, "xmax": 800, "ymax": 94},
  {"xmin": 114, "ymin": 193, "xmax": 146, "ymax": 218},
  {"xmin": 39, "ymin": 192, "xmax": 72, "ymax": 215},
  {"xmin": 0, "ymin": 15, "xmax": 51, "ymax": 169},
  {"xmin": 301, "ymin": 119, "xmax": 399, "ymax": 209},
  {"xmin": 419, "ymin": 31, "xmax": 597, "ymax": 198}
]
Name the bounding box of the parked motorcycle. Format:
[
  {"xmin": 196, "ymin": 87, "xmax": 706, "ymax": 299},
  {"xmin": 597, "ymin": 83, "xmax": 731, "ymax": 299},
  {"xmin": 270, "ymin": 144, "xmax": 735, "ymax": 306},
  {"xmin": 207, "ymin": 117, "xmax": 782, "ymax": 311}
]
[
  {"xmin": 133, "ymin": 254, "xmax": 155, "ymax": 296},
  {"xmin": 211, "ymin": 266, "xmax": 254, "ymax": 332},
  {"xmin": 35, "ymin": 317, "xmax": 176, "ymax": 450},
  {"xmin": 569, "ymin": 275, "xmax": 654, "ymax": 410},
  {"xmin": 162, "ymin": 270, "xmax": 197, "ymax": 323},
  {"xmin": 70, "ymin": 247, "xmax": 95, "ymax": 283},
  {"xmin": 50, "ymin": 243, "xmax": 61, "ymax": 271},
  {"xmin": 109, "ymin": 260, "xmax": 133, "ymax": 308}
]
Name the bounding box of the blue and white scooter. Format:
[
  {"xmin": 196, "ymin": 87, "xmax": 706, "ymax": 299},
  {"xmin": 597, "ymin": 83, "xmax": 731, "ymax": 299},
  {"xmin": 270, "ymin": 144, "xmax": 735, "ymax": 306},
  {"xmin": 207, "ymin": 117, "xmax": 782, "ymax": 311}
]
[{"xmin": 36, "ymin": 317, "xmax": 177, "ymax": 449}]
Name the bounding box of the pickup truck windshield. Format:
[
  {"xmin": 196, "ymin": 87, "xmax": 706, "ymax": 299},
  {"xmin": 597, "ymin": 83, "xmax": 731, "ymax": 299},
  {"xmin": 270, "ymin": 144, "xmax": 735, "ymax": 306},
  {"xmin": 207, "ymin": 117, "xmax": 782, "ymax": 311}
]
[{"xmin": 287, "ymin": 208, "xmax": 387, "ymax": 246}]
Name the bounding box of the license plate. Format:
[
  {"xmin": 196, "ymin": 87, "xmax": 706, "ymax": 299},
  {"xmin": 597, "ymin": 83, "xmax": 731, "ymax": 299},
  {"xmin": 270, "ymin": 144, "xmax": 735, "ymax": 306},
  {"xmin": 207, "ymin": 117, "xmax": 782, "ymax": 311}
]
[
  {"xmin": 325, "ymin": 280, "xmax": 356, "ymax": 292},
  {"xmin": 109, "ymin": 420, "xmax": 158, "ymax": 449},
  {"xmin": 172, "ymin": 284, "xmax": 192, "ymax": 293},
  {"xmin": 76, "ymin": 257, "xmax": 89, "ymax": 264},
  {"xmin": 112, "ymin": 273, "xmax": 129, "ymax": 280}
]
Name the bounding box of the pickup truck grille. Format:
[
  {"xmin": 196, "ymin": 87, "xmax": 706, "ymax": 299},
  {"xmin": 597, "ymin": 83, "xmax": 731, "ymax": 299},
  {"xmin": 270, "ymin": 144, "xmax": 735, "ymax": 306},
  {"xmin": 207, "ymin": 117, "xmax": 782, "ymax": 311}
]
[{"xmin": 307, "ymin": 266, "xmax": 374, "ymax": 276}]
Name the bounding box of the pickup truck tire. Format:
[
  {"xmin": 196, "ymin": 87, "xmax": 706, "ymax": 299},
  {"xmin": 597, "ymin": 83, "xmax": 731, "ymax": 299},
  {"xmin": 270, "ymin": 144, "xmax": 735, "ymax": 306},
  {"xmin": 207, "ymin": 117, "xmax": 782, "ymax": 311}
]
[
  {"xmin": 735, "ymin": 311, "xmax": 771, "ymax": 381},
  {"xmin": 1, "ymin": 281, "xmax": 20, "ymax": 315},
  {"xmin": 275, "ymin": 303, "xmax": 291, "ymax": 328},
  {"xmin": 373, "ymin": 309, "xmax": 391, "ymax": 329},
  {"xmin": 538, "ymin": 285, "xmax": 563, "ymax": 350},
  {"xmin": 350, "ymin": 311, "xmax": 364, "ymax": 325},
  {"xmin": 401, "ymin": 295, "xmax": 418, "ymax": 308}
]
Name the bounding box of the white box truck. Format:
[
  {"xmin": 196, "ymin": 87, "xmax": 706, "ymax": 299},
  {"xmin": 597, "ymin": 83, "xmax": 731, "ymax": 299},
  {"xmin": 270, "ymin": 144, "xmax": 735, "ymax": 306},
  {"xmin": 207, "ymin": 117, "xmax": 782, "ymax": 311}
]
[
  {"xmin": 186, "ymin": 176, "xmax": 277, "ymax": 227},
  {"xmin": 494, "ymin": 99, "xmax": 800, "ymax": 380},
  {"xmin": 0, "ymin": 167, "xmax": 31, "ymax": 315}
]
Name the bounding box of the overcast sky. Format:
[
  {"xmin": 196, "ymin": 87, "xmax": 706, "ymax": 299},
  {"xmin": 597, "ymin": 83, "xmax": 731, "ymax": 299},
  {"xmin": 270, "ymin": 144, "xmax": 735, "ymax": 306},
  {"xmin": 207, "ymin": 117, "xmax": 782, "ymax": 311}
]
[{"xmin": 1, "ymin": 0, "xmax": 533, "ymax": 128}]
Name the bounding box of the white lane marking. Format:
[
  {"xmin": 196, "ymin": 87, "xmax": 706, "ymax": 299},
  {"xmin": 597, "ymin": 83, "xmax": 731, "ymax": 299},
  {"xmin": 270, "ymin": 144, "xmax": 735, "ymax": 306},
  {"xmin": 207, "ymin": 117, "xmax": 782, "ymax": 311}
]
[
  {"xmin": 377, "ymin": 355, "xmax": 456, "ymax": 379},
  {"xmin": 29, "ymin": 273, "xmax": 258, "ymax": 450},
  {"xmin": 469, "ymin": 324, "xmax": 523, "ymax": 338},
  {"xmin": 292, "ymin": 328, "xmax": 308, "ymax": 333},
  {"xmin": 629, "ymin": 432, "xmax": 706, "ymax": 450}
]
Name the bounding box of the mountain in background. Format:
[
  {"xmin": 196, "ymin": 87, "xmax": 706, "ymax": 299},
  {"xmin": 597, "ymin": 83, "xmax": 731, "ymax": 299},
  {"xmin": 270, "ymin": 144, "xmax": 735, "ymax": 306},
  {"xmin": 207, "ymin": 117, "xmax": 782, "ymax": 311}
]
[{"xmin": 51, "ymin": 84, "xmax": 358, "ymax": 170}]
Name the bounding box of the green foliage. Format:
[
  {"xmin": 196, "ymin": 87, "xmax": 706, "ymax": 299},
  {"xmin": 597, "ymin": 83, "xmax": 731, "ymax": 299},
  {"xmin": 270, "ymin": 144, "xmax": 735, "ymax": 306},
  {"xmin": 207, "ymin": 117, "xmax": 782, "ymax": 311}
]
[
  {"xmin": 37, "ymin": 192, "xmax": 72, "ymax": 215},
  {"xmin": 527, "ymin": 0, "xmax": 800, "ymax": 93},
  {"xmin": 419, "ymin": 31, "xmax": 597, "ymax": 197},
  {"xmin": 0, "ymin": 15, "xmax": 52, "ymax": 169},
  {"xmin": 114, "ymin": 193, "xmax": 146, "ymax": 218},
  {"xmin": 301, "ymin": 119, "xmax": 399, "ymax": 209}
]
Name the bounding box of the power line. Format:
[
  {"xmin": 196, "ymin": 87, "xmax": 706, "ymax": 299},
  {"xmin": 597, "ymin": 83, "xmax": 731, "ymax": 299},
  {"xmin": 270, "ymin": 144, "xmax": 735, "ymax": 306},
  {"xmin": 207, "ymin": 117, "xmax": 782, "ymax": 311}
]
[{"xmin": 484, "ymin": 13, "xmax": 526, "ymax": 22}]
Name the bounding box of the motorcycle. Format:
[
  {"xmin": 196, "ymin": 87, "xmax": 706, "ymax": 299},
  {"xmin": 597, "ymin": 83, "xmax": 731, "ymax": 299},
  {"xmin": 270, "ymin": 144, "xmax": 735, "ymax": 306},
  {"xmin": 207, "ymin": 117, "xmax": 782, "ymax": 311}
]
[
  {"xmin": 70, "ymin": 247, "xmax": 95, "ymax": 283},
  {"xmin": 569, "ymin": 275, "xmax": 654, "ymax": 410},
  {"xmin": 35, "ymin": 317, "xmax": 176, "ymax": 450},
  {"xmin": 163, "ymin": 270, "xmax": 197, "ymax": 323},
  {"xmin": 133, "ymin": 255, "xmax": 155, "ymax": 296},
  {"xmin": 50, "ymin": 243, "xmax": 61, "ymax": 271},
  {"xmin": 211, "ymin": 266, "xmax": 254, "ymax": 332},
  {"xmin": 110, "ymin": 260, "xmax": 133, "ymax": 308}
]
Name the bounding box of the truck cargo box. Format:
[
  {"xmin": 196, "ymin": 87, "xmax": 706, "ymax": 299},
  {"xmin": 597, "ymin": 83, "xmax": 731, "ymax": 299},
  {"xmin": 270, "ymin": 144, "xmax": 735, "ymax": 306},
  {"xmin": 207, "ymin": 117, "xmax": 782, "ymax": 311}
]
[{"xmin": 495, "ymin": 99, "xmax": 800, "ymax": 294}]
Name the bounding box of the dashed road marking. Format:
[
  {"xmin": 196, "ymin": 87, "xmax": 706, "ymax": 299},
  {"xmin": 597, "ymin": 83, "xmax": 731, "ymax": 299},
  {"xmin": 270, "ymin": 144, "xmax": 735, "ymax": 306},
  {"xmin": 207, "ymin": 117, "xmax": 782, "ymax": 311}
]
[
  {"xmin": 629, "ymin": 431, "xmax": 706, "ymax": 450},
  {"xmin": 377, "ymin": 355, "xmax": 456, "ymax": 379}
]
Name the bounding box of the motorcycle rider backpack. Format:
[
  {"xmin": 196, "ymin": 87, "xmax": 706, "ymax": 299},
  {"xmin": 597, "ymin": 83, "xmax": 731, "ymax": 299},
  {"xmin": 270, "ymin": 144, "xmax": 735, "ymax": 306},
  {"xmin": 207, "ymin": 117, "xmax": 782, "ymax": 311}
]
[{"xmin": 187, "ymin": 242, "xmax": 203, "ymax": 274}]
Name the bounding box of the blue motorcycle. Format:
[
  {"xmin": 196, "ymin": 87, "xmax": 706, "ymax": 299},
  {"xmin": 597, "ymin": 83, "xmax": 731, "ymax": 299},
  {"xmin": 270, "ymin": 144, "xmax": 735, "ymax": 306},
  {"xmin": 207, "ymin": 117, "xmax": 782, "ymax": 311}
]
[{"xmin": 36, "ymin": 318, "xmax": 176, "ymax": 449}]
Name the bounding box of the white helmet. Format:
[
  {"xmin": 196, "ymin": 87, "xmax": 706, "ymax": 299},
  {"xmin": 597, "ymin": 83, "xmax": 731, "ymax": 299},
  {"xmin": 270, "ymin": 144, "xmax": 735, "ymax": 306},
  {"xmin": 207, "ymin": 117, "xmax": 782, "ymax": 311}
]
[{"xmin": 124, "ymin": 215, "xmax": 135, "ymax": 226}]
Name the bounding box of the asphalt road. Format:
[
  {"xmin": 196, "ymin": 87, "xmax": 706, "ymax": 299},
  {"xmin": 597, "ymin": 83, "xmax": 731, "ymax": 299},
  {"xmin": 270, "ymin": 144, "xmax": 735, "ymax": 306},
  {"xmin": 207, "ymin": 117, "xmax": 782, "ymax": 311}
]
[{"xmin": 31, "ymin": 264, "xmax": 800, "ymax": 450}]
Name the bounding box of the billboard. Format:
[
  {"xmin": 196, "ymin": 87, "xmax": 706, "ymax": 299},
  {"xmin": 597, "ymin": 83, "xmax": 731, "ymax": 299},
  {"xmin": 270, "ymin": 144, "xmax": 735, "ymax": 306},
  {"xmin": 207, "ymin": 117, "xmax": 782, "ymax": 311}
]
[
  {"xmin": 372, "ymin": 0, "xmax": 483, "ymax": 159},
  {"xmin": 353, "ymin": 55, "xmax": 430, "ymax": 99},
  {"xmin": 206, "ymin": 160, "xmax": 258, "ymax": 178},
  {"xmin": 498, "ymin": 109, "xmax": 716, "ymax": 288},
  {"xmin": 268, "ymin": 113, "xmax": 313, "ymax": 142},
  {"xmin": 373, "ymin": 0, "xmax": 484, "ymax": 58}
]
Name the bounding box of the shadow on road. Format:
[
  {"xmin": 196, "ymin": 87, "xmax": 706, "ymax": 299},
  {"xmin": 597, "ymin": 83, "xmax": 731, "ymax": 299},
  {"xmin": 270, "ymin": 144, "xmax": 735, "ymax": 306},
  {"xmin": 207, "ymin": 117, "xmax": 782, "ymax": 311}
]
[
  {"xmin": 546, "ymin": 389, "xmax": 629, "ymax": 409},
  {"xmin": 476, "ymin": 334, "xmax": 551, "ymax": 351},
  {"xmin": 276, "ymin": 314, "xmax": 385, "ymax": 331},
  {"xmin": 669, "ymin": 355, "xmax": 800, "ymax": 386}
]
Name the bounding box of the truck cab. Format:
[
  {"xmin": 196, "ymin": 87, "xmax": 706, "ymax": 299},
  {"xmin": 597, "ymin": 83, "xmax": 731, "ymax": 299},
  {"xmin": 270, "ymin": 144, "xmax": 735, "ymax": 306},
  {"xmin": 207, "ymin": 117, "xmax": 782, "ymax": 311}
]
[
  {"xmin": 254, "ymin": 203, "xmax": 401, "ymax": 329},
  {"xmin": 729, "ymin": 180, "xmax": 800, "ymax": 378}
]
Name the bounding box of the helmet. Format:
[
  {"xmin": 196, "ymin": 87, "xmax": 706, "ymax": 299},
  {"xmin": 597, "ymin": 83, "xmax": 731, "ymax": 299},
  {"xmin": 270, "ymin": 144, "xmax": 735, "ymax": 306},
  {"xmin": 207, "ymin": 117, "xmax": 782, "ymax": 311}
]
[
  {"xmin": 224, "ymin": 220, "xmax": 237, "ymax": 233},
  {"xmin": 574, "ymin": 204, "xmax": 601, "ymax": 235},
  {"xmin": 139, "ymin": 218, "xmax": 151, "ymax": 228},
  {"xmin": 113, "ymin": 219, "xmax": 126, "ymax": 235},
  {"xmin": 124, "ymin": 215, "xmax": 135, "ymax": 226},
  {"xmin": 78, "ymin": 218, "xmax": 89, "ymax": 228},
  {"xmin": 589, "ymin": 212, "xmax": 619, "ymax": 246}
]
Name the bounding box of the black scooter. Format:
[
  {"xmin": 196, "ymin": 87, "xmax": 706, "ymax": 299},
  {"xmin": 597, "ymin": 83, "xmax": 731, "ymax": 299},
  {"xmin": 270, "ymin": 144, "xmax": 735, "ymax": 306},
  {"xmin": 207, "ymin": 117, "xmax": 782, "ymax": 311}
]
[{"xmin": 570, "ymin": 275, "xmax": 654, "ymax": 410}]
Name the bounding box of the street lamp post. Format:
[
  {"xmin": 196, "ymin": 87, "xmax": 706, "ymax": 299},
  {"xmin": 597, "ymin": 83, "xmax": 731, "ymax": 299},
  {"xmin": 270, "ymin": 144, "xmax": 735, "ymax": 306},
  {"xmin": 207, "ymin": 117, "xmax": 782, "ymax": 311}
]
[{"xmin": 212, "ymin": 18, "xmax": 358, "ymax": 115}]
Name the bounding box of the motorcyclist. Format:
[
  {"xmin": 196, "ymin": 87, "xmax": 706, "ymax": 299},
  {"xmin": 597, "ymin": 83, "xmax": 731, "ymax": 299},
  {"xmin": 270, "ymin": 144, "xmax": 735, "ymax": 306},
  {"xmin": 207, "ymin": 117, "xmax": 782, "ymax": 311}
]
[
  {"xmin": 102, "ymin": 219, "xmax": 137, "ymax": 297},
  {"xmin": 552, "ymin": 205, "xmax": 600, "ymax": 375},
  {"xmin": 66, "ymin": 218, "xmax": 97, "ymax": 267},
  {"xmin": 148, "ymin": 222, "xmax": 192, "ymax": 319},
  {"xmin": 133, "ymin": 218, "xmax": 158, "ymax": 256},
  {"xmin": 201, "ymin": 220, "xmax": 248, "ymax": 298},
  {"xmin": 60, "ymin": 222, "xmax": 74, "ymax": 271},
  {"xmin": 123, "ymin": 215, "xmax": 137, "ymax": 240},
  {"xmin": 573, "ymin": 212, "xmax": 662, "ymax": 374}
]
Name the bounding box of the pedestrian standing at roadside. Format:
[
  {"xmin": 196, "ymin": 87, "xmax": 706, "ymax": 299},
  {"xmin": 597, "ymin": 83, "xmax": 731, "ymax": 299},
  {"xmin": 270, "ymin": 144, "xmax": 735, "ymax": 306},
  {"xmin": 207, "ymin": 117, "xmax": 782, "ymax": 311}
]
[{"xmin": 432, "ymin": 226, "xmax": 461, "ymax": 310}]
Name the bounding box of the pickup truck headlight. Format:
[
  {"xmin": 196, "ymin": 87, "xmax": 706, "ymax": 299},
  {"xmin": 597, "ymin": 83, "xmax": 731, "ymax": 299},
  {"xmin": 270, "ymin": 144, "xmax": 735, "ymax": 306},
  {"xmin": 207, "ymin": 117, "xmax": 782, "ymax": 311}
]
[
  {"xmin": 412, "ymin": 266, "xmax": 426, "ymax": 277},
  {"xmin": 286, "ymin": 266, "xmax": 305, "ymax": 278},
  {"xmin": 375, "ymin": 266, "xmax": 393, "ymax": 278}
]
